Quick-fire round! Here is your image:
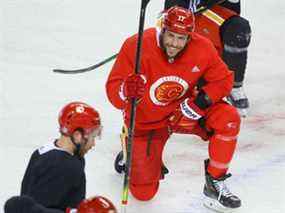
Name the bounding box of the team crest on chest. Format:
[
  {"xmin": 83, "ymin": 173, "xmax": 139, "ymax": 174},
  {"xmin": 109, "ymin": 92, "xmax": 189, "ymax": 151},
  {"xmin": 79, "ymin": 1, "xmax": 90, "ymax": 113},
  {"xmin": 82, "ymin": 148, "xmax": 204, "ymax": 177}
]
[{"xmin": 150, "ymin": 76, "xmax": 189, "ymax": 106}]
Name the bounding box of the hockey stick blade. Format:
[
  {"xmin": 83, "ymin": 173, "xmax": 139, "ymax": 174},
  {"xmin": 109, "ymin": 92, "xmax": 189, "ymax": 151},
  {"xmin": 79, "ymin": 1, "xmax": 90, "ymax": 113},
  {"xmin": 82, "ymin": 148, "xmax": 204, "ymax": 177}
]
[{"xmin": 53, "ymin": 53, "xmax": 118, "ymax": 74}]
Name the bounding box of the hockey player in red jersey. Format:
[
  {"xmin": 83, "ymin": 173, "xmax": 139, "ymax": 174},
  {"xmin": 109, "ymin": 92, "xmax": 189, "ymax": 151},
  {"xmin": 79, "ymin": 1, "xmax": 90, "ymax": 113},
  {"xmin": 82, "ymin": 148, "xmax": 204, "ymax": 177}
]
[
  {"xmin": 106, "ymin": 6, "xmax": 241, "ymax": 212},
  {"xmin": 163, "ymin": 0, "xmax": 252, "ymax": 117}
]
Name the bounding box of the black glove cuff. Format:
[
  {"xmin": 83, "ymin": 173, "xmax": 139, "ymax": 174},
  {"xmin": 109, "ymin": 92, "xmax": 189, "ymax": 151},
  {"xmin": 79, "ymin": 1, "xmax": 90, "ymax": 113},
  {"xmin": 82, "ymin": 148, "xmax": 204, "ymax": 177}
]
[{"xmin": 194, "ymin": 90, "xmax": 212, "ymax": 110}]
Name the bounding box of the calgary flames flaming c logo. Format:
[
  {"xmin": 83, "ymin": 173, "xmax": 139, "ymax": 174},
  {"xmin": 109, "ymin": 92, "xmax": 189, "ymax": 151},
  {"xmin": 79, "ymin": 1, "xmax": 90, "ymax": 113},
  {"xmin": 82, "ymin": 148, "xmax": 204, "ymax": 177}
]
[
  {"xmin": 150, "ymin": 76, "xmax": 189, "ymax": 106},
  {"xmin": 155, "ymin": 82, "xmax": 184, "ymax": 103}
]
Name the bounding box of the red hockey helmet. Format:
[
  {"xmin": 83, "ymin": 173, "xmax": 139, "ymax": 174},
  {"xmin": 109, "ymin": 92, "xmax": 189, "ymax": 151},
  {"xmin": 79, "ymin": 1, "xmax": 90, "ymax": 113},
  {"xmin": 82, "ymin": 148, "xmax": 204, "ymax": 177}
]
[
  {"xmin": 58, "ymin": 102, "xmax": 101, "ymax": 136},
  {"xmin": 162, "ymin": 6, "xmax": 195, "ymax": 35},
  {"xmin": 77, "ymin": 196, "xmax": 117, "ymax": 213}
]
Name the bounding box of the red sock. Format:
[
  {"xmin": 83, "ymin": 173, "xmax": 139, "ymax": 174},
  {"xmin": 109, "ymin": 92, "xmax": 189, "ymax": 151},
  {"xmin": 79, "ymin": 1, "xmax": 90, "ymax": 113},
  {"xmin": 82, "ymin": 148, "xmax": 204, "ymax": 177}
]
[{"xmin": 208, "ymin": 135, "xmax": 237, "ymax": 178}]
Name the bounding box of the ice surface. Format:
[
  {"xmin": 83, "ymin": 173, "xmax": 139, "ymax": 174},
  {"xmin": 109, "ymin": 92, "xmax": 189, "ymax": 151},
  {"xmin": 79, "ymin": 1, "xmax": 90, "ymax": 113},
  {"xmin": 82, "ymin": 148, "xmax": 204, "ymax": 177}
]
[{"xmin": 1, "ymin": 0, "xmax": 285, "ymax": 212}]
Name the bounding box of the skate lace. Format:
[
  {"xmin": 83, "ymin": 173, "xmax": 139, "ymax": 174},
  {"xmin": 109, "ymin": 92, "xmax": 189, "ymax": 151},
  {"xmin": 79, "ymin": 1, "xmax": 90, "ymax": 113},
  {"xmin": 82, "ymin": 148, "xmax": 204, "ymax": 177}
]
[
  {"xmin": 230, "ymin": 87, "xmax": 247, "ymax": 101},
  {"xmin": 213, "ymin": 174, "xmax": 233, "ymax": 201}
]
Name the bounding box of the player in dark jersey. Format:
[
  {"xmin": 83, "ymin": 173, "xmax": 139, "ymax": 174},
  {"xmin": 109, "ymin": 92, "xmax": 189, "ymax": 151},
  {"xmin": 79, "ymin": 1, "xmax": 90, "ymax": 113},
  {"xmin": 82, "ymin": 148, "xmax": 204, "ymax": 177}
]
[
  {"xmin": 164, "ymin": 0, "xmax": 251, "ymax": 117},
  {"xmin": 12, "ymin": 102, "xmax": 102, "ymax": 211}
]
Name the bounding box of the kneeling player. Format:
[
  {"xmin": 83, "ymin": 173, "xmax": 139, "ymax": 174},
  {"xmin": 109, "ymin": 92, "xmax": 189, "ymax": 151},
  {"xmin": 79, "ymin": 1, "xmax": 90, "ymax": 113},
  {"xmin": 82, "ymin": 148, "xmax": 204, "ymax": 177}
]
[
  {"xmin": 107, "ymin": 6, "xmax": 242, "ymax": 213},
  {"xmin": 164, "ymin": 0, "xmax": 252, "ymax": 117}
]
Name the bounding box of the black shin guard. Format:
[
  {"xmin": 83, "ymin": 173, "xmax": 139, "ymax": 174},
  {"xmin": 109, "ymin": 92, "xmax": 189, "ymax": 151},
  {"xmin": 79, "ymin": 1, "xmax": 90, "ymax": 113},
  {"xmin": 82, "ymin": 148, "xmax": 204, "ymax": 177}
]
[
  {"xmin": 220, "ymin": 16, "xmax": 251, "ymax": 86},
  {"xmin": 223, "ymin": 49, "xmax": 248, "ymax": 85}
]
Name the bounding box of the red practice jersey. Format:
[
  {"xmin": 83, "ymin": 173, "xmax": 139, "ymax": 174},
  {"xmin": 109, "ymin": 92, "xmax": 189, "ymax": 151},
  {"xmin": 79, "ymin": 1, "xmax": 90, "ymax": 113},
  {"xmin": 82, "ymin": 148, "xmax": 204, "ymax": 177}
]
[{"xmin": 106, "ymin": 28, "xmax": 233, "ymax": 130}]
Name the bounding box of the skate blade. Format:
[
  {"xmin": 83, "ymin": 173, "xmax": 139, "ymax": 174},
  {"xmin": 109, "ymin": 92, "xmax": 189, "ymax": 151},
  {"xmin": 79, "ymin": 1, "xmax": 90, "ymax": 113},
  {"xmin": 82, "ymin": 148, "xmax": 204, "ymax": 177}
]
[{"xmin": 203, "ymin": 196, "xmax": 239, "ymax": 213}]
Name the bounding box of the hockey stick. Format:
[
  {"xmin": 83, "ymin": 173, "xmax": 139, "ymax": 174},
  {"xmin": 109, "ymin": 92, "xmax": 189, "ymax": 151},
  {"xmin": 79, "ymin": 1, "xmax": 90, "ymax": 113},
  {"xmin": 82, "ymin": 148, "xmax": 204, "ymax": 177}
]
[
  {"xmin": 121, "ymin": 0, "xmax": 150, "ymax": 211},
  {"xmin": 53, "ymin": 53, "xmax": 118, "ymax": 74},
  {"xmin": 53, "ymin": 0, "xmax": 225, "ymax": 75}
]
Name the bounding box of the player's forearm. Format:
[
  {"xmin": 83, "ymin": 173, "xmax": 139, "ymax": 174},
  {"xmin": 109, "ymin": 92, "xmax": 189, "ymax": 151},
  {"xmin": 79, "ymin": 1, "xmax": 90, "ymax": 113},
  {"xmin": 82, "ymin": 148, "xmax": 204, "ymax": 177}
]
[
  {"xmin": 106, "ymin": 78, "xmax": 127, "ymax": 110},
  {"xmin": 202, "ymin": 72, "xmax": 234, "ymax": 103},
  {"xmin": 106, "ymin": 43, "xmax": 137, "ymax": 110}
]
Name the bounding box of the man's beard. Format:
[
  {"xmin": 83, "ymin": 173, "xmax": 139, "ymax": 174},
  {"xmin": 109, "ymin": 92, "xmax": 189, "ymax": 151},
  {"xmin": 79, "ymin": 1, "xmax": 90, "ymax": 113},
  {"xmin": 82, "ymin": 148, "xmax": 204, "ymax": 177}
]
[{"xmin": 159, "ymin": 32, "xmax": 190, "ymax": 61}]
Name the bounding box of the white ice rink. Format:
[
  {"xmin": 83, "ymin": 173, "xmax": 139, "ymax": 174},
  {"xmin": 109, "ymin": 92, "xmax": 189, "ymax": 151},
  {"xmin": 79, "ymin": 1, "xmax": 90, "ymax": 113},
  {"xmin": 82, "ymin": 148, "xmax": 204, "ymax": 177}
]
[{"xmin": 1, "ymin": 0, "xmax": 285, "ymax": 212}]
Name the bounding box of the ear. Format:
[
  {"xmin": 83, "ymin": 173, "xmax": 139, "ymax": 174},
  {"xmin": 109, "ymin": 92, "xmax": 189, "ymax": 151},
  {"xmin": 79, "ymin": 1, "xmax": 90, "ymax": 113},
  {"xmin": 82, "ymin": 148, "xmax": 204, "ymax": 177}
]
[{"xmin": 72, "ymin": 130, "xmax": 83, "ymax": 143}]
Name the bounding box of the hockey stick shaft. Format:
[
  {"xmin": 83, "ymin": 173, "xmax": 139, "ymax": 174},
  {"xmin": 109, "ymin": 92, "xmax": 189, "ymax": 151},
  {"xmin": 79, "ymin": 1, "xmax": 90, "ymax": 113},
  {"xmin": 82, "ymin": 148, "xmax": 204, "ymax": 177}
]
[
  {"xmin": 121, "ymin": 0, "xmax": 150, "ymax": 211},
  {"xmin": 53, "ymin": 0, "xmax": 225, "ymax": 75},
  {"xmin": 53, "ymin": 53, "xmax": 118, "ymax": 74}
]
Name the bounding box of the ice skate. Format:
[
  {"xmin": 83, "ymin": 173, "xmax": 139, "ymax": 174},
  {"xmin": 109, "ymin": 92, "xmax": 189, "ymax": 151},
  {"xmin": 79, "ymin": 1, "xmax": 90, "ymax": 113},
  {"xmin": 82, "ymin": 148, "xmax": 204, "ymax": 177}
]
[
  {"xmin": 114, "ymin": 150, "xmax": 169, "ymax": 179},
  {"xmin": 227, "ymin": 86, "xmax": 249, "ymax": 117},
  {"xmin": 203, "ymin": 160, "xmax": 241, "ymax": 213},
  {"xmin": 114, "ymin": 151, "xmax": 125, "ymax": 174},
  {"xmin": 161, "ymin": 163, "xmax": 169, "ymax": 179}
]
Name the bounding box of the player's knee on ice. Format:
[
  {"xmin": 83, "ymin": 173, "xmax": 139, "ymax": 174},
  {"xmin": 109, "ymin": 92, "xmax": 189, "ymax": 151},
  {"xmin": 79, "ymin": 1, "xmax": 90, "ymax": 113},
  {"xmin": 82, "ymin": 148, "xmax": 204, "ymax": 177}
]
[{"xmin": 130, "ymin": 182, "xmax": 159, "ymax": 201}]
